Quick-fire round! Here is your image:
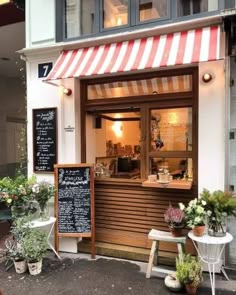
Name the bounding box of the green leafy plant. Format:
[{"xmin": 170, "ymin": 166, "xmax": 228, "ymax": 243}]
[
  {"xmin": 22, "ymin": 229, "xmax": 48, "ymax": 263},
  {"xmin": 32, "ymin": 181, "xmax": 55, "ymax": 210},
  {"xmin": 179, "ymin": 198, "xmax": 206, "ymax": 228},
  {"xmin": 200, "ymin": 189, "xmax": 236, "ymax": 234},
  {"xmin": 176, "ymin": 254, "xmax": 203, "ymax": 287},
  {"xmin": 5, "ymin": 239, "xmax": 25, "ymax": 262}
]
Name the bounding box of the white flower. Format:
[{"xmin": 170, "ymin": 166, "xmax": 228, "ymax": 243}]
[
  {"xmin": 207, "ymin": 210, "xmax": 212, "ymax": 216},
  {"xmin": 194, "ymin": 216, "xmax": 201, "ymax": 224},
  {"xmin": 196, "ymin": 206, "xmax": 204, "ymax": 214},
  {"xmin": 179, "ymin": 203, "xmax": 185, "ymax": 210},
  {"xmin": 201, "ymin": 200, "xmax": 206, "ymax": 206},
  {"xmin": 32, "ymin": 184, "xmax": 40, "ymax": 193}
]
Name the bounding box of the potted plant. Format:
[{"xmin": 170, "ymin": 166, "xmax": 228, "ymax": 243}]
[
  {"xmin": 164, "ymin": 205, "xmax": 185, "ymax": 237},
  {"xmin": 200, "ymin": 189, "xmax": 236, "ymax": 237},
  {"xmin": 22, "ymin": 229, "xmax": 48, "ymax": 275},
  {"xmin": 5, "ymin": 239, "xmax": 27, "ymax": 274},
  {"xmin": 179, "ymin": 198, "xmax": 206, "ymax": 236},
  {"xmin": 176, "ymin": 254, "xmax": 203, "ymax": 295},
  {"xmin": 32, "ymin": 181, "xmax": 55, "ymax": 221}
]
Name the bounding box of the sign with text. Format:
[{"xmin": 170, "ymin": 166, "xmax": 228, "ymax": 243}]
[
  {"xmin": 54, "ymin": 164, "xmax": 95, "ymax": 258},
  {"xmin": 33, "ymin": 108, "xmax": 57, "ymax": 173}
]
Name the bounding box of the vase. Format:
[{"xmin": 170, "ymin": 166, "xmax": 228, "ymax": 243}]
[
  {"xmin": 185, "ymin": 283, "xmax": 197, "ymax": 295},
  {"xmin": 193, "ymin": 225, "xmax": 205, "ymax": 237},
  {"xmin": 208, "ymin": 217, "xmax": 227, "ymax": 237},
  {"xmin": 169, "ymin": 226, "xmax": 184, "ymax": 237},
  {"xmin": 11, "ymin": 204, "xmax": 26, "ymax": 218},
  {"xmin": 39, "ymin": 203, "xmax": 49, "ymax": 221}
]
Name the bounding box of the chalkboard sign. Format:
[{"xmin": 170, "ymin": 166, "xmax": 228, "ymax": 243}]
[
  {"xmin": 54, "ymin": 164, "xmax": 95, "ymax": 258},
  {"xmin": 33, "ymin": 108, "xmax": 57, "ymax": 172}
]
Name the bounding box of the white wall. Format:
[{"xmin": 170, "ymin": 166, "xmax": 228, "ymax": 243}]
[
  {"xmin": 198, "ymin": 60, "xmax": 225, "ymax": 193},
  {"xmin": 26, "ymin": 0, "xmax": 56, "ymax": 48}
]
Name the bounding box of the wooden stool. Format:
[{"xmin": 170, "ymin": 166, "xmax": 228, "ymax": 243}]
[{"xmin": 146, "ymin": 229, "xmax": 186, "ymax": 278}]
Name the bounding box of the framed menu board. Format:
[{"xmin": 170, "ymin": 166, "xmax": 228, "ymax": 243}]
[
  {"xmin": 33, "ymin": 108, "xmax": 57, "ymax": 172},
  {"xmin": 54, "ymin": 164, "xmax": 95, "ymax": 258}
]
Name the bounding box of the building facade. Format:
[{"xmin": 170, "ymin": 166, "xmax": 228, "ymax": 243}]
[{"xmin": 22, "ymin": 0, "xmax": 236, "ymax": 266}]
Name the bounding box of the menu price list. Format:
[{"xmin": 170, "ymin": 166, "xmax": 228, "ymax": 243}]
[
  {"xmin": 33, "ymin": 108, "xmax": 57, "ymax": 172},
  {"xmin": 57, "ymin": 167, "xmax": 91, "ymax": 234}
]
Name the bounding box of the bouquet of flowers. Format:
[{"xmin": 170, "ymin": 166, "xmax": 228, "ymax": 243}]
[
  {"xmin": 179, "ymin": 198, "xmax": 206, "ymax": 229},
  {"xmin": 164, "ymin": 206, "xmax": 185, "ymax": 228}
]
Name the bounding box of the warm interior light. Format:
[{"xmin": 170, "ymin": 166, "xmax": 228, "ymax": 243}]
[
  {"xmin": 202, "ymin": 73, "xmax": 213, "ymax": 83},
  {"xmin": 112, "ymin": 114, "xmax": 123, "ymax": 138},
  {"xmin": 63, "ymin": 88, "xmax": 72, "ymax": 96}
]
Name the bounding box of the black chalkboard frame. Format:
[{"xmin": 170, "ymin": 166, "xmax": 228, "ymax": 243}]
[
  {"xmin": 32, "ymin": 107, "xmax": 58, "ymax": 173},
  {"xmin": 54, "ymin": 164, "xmax": 95, "ymax": 258}
]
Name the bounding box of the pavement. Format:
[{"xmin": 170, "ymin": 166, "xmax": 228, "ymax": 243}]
[{"xmin": 0, "ymin": 252, "xmax": 236, "ymax": 295}]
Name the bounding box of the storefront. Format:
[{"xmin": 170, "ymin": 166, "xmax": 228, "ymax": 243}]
[{"xmin": 22, "ymin": 11, "xmax": 228, "ymax": 261}]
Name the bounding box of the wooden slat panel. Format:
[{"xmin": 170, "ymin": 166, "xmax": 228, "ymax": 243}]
[{"xmin": 94, "ymin": 182, "xmax": 194, "ymax": 257}]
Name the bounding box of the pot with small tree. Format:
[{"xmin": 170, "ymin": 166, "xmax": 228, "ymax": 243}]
[
  {"xmin": 5, "ymin": 239, "xmax": 27, "ymax": 274},
  {"xmin": 22, "ymin": 228, "xmax": 48, "ymax": 275},
  {"xmin": 176, "ymin": 254, "xmax": 203, "ymax": 295}
]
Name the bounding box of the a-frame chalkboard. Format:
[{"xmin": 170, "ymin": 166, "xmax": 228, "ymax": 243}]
[{"xmin": 54, "ymin": 164, "xmax": 95, "ymax": 258}]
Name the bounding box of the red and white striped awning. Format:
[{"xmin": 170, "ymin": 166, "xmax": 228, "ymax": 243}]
[{"xmin": 45, "ymin": 25, "xmax": 221, "ymax": 82}]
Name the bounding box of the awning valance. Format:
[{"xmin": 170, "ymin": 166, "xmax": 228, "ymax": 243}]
[{"xmin": 45, "ymin": 25, "xmax": 221, "ymax": 82}]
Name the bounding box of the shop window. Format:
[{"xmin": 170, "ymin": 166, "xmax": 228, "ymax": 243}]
[
  {"xmin": 177, "ymin": 0, "xmax": 218, "ymax": 16},
  {"xmin": 139, "ymin": 0, "xmax": 168, "ymax": 22},
  {"xmin": 87, "ymin": 75, "xmax": 192, "ymax": 100},
  {"xmin": 150, "ymin": 157, "xmax": 193, "ymax": 180},
  {"xmin": 83, "ymin": 70, "xmax": 196, "ymax": 181},
  {"xmin": 92, "ymin": 111, "xmax": 141, "ymax": 179},
  {"xmin": 150, "ymin": 107, "xmax": 192, "ymax": 152},
  {"xmin": 103, "ymin": 0, "xmax": 128, "ymax": 29}
]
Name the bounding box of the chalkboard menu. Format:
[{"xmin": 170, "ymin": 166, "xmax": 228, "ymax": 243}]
[
  {"xmin": 54, "ymin": 164, "xmax": 95, "ymax": 258},
  {"xmin": 33, "ymin": 108, "xmax": 57, "ymax": 172}
]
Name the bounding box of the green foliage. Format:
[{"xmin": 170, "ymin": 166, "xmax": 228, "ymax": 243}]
[
  {"xmin": 201, "ymin": 189, "xmax": 236, "ymax": 232},
  {"xmin": 5, "ymin": 239, "xmax": 25, "ymax": 261},
  {"xmin": 11, "ymin": 215, "xmax": 32, "ymax": 242},
  {"xmin": 176, "ymin": 254, "xmax": 203, "ymax": 287},
  {"xmin": 32, "ymin": 181, "xmax": 55, "ymax": 210},
  {"xmin": 22, "ymin": 229, "xmax": 48, "ymax": 263}
]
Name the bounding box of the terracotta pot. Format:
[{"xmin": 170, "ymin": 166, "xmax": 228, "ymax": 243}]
[
  {"xmin": 193, "ymin": 225, "xmax": 205, "ymax": 237},
  {"xmin": 169, "ymin": 226, "xmax": 184, "ymax": 237},
  {"xmin": 185, "ymin": 283, "xmax": 197, "ymax": 295}
]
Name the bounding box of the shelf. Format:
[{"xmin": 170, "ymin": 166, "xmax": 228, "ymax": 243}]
[{"xmin": 142, "ymin": 180, "xmax": 192, "ymax": 190}]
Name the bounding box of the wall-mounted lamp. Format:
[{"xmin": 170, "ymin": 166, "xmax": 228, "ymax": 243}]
[
  {"xmin": 63, "ymin": 88, "xmax": 72, "ymax": 96},
  {"xmin": 202, "ymin": 73, "xmax": 213, "ymax": 83}
]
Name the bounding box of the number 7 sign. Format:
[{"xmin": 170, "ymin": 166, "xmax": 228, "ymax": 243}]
[{"xmin": 38, "ymin": 62, "xmax": 53, "ymax": 78}]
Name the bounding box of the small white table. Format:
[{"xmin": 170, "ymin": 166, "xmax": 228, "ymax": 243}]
[
  {"xmin": 29, "ymin": 217, "xmax": 61, "ymax": 260},
  {"xmin": 188, "ymin": 231, "xmax": 233, "ymax": 295}
]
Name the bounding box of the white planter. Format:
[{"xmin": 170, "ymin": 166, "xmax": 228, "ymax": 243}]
[
  {"xmin": 14, "ymin": 260, "xmax": 28, "ymax": 274},
  {"xmin": 27, "ymin": 259, "xmax": 42, "ymax": 275}
]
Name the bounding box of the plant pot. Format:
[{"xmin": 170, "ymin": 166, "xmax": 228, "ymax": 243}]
[
  {"xmin": 193, "ymin": 225, "xmax": 205, "ymax": 237},
  {"xmin": 169, "ymin": 226, "xmax": 184, "ymax": 237},
  {"xmin": 27, "ymin": 259, "xmax": 42, "ymax": 275},
  {"xmin": 185, "ymin": 283, "xmax": 197, "ymax": 295},
  {"xmin": 164, "ymin": 273, "xmax": 183, "ymax": 292},
  {"xmin": 14, "ymin": 259, "xmax": 28, "ymax": 274}
]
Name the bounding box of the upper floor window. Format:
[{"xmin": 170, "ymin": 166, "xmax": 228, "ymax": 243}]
[
  {"xmin": 60, "ymin": 0, "xmax": 229, "ymax": 41},
  {"xmin": 177, "ymin": 0, "xmax": 218, "ymax": 16}
]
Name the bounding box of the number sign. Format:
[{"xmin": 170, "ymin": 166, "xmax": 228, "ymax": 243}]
[
  {"xmin": 54, "ymin": 164, "xmax": 95, "ymax": 258},
  {"xmin": 33, "ymin": 108, "xmax": 57, "ymax": 172},
  {"xmin": 38, "ymin": 62, "xmax": 53, "ymax": 78}
]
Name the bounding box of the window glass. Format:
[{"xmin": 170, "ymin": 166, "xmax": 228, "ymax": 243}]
[
  {"xmin": 177, "ymin": 0, "xmax": 218, "ymax": 16},
  {"xmin": 88, "ymin": 75, "xmax": 192, "ymax": 100},
  {"xmin": 139, "ymin": 0, "xmax": 168, "ymax": 22},
  {"xmin": 103, "ymin": 0, "xmax": 128, "ymax": 29},
  {"xmin": 92, "ymin": 111, "xmax": 141, "ymax": 179},
  {"xmin": 150, "ymin": 157, "xmax": 193, "ymax": 180},
  {"xmin": 65, "ymin": 0, "xmax": 95, "ymax": 38},
  {"xmin": 150, "ymin": 107, "xmax": 192, "ymax": 152}
]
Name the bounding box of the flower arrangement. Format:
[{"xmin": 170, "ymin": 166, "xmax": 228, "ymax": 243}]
[
  {"xmin": 179, "ymin": 198, "xmax": 206, "ymax": 229},
  {"xmin": 200, "ymin": 189, "xmax": 236, "ymax": 236},
  {"xmin": 164, "ymin": 206, "xmax": 185, "ymax": 228},
  {"xmin": 0, "ymin": 176, "xmax": 34, "ymax": 207}
]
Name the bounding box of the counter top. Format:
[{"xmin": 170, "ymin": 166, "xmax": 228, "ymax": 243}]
[{"xmin": 142, "ymin": 179, "xmax": 192, "ymax": 189}]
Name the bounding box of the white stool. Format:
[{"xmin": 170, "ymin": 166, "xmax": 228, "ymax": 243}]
[{"xmin": 146, "ymin": 229, "xmax": 186, "ymax": 278}]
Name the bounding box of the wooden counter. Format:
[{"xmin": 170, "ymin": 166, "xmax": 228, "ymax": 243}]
[{"xmin": 142, "ymin": 180, "xmax": 192, "ymax": 190}]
